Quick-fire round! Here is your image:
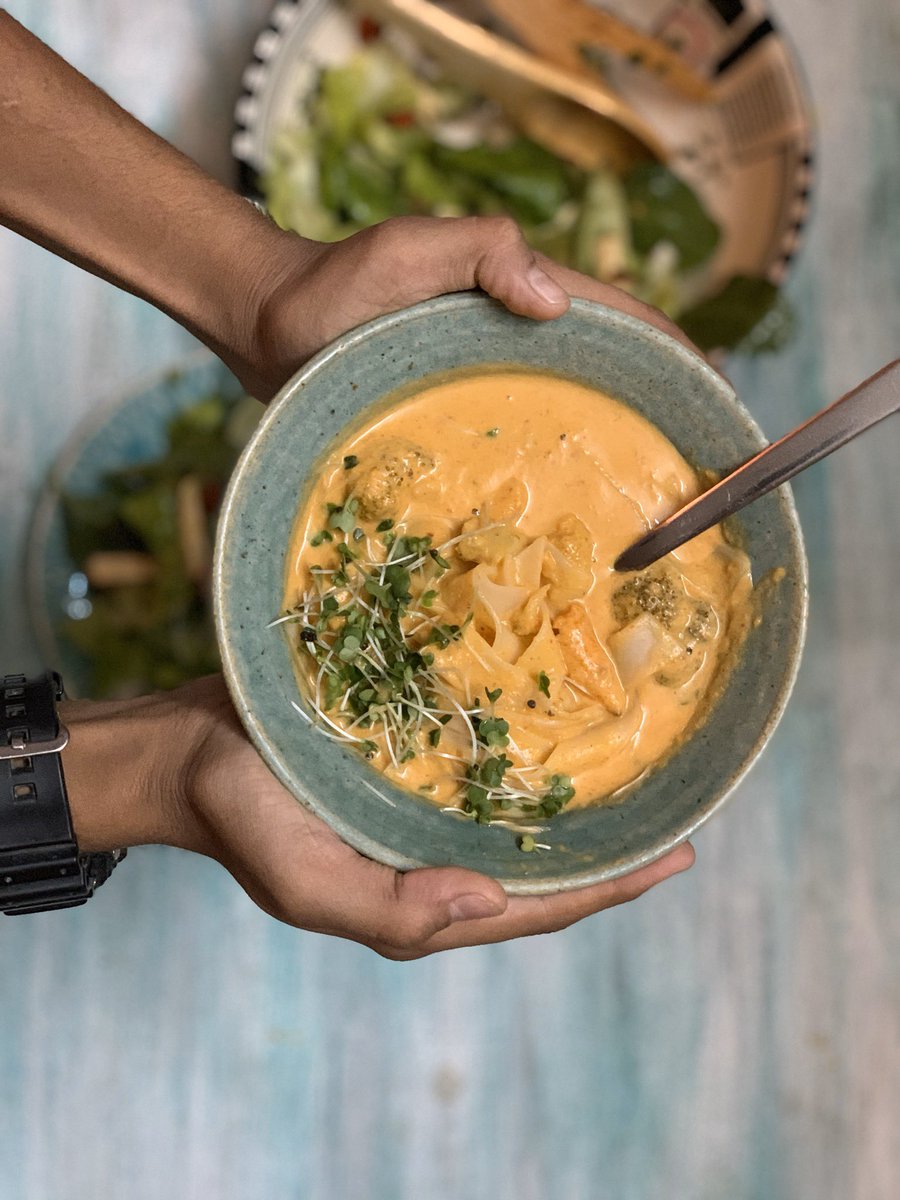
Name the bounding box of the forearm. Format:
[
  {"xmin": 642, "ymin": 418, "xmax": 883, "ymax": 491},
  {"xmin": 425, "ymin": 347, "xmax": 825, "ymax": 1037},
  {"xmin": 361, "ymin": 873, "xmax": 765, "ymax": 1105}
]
[{"xmin": 0, "ymin": 10, "xmax": 308, "ymax": 381}]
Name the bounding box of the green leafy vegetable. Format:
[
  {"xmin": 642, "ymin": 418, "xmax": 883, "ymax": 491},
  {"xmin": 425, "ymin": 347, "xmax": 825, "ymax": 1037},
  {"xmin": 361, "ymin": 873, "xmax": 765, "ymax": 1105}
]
[
  {"xmin": 60, "ymin": 392, "xmax": 259, "ymax": 697},
  {"xmin": 262, "ymin": 43, "xmax": 794, "ymax": 356},
  {"xmin": 677, "ymin": 276, "xmax": 785, "ymax": 352},
  {"xmin": 432, "ymin": 138, "xmax": 575, "ymax": 226},
  {"xmin": 624, "ymin": 163, "xmax": 720, "ymax": 270}
]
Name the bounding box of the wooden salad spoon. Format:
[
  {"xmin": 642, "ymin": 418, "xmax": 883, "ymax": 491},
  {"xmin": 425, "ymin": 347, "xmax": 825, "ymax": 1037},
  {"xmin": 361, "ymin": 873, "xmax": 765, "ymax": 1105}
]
[
  {"xmin": 483, "ymin": 0, "xmax": 715, "ymax": 103},
  {"xmin": 615, "ymin": 359, "xmax": 900, "ymax": 572},
  {"xmin": 351, "ymin": 0, "xmax": 667, "ymax": 171}
]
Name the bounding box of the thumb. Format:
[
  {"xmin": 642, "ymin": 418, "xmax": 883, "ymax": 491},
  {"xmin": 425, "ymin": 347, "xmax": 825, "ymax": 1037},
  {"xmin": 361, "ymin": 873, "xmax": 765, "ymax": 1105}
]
[
  {"xmin": 398, "ymin": 865, "xmax": 509, "ymax": 923},
  {"xmin": 363, "ymin": 865, "xmax": 509, "ymax": 956},
  {"xmin": 452, "ymin": 215, "xmax": 572, "ymax": 318}
]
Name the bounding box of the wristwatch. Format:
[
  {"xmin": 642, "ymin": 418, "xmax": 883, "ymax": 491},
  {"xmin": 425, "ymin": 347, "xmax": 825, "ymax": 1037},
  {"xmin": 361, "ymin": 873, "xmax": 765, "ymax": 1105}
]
[{"xmin": 0, "ymin": 670, "xmax": 125, "ymax": 915}]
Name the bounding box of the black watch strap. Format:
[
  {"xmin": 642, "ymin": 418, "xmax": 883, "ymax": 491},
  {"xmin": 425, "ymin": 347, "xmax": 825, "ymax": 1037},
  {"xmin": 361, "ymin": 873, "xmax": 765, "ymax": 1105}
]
[{"xmin": 0, "ymin": 671, "xmax": 124, "ymax": 915}]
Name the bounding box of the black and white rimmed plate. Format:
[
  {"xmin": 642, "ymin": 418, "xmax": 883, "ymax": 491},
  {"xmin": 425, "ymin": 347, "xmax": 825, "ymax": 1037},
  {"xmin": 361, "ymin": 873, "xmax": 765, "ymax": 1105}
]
[{"xmin": 233, "ymin": 0, "xmax": 813, "ymax": 296}]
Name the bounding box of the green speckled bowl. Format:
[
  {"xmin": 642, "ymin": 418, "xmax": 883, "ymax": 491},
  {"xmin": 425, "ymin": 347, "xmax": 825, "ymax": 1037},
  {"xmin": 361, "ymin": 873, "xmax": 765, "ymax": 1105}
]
[{"xmin": 214, "ymin": 295, "xmax": 807, "ymax": 894}]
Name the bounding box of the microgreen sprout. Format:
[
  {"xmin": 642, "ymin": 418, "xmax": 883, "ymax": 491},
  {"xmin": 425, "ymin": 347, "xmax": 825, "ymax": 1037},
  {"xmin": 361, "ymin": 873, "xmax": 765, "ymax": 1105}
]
[
  {"xmin": 454, "ymin": 687, "xmax": 576, "ymax": 833},
  {"xmin": 328, "ymin": 496, "xmax": 360, "ymax": 536},
  {"xmin": 277, "ymin": 511, "xmax": 470, "ymax": 770},
  {"xmin": 272, "ymin": 497, "xmax": 577, "ymax": 850}
]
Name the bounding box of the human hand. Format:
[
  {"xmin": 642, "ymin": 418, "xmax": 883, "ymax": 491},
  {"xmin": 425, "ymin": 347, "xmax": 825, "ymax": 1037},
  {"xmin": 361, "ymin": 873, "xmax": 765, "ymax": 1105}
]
[
  {"xmin": 62, "ymin": 676, "xmax": 694, "ymax": 957},
  {"xmin": 234, "ymin": 214, "xmax": 697, "ymax": 400},
  {"xmin": 1, "ymin": 15, "xmax": 692, "ymax": 409}
]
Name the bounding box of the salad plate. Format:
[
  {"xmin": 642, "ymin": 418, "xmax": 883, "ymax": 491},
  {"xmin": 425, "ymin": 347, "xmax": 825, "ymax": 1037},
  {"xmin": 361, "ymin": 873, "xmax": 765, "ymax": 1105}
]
[
  {"xmin": 27, "ymin": 357, "xmax": 254, "ymax": 699},
  {"xmin": 233, "ymin": 0, "xmax": 813, "ymax": 353}
]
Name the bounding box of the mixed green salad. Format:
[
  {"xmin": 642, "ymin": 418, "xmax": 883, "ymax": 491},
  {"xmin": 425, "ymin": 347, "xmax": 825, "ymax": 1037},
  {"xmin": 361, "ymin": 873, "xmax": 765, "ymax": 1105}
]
[
  {"xmin": 262, "ymin": 40, "xmax": 792, "ymax": 353},
  {"xmin": 61, "ymin": 393, "xmax": 260, "ymax": 697}
]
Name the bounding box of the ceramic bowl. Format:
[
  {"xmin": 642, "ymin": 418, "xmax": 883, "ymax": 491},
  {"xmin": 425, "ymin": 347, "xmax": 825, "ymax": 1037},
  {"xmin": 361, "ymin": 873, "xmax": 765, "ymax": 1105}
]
[{"xmin": 214, "ymin": 294, "xmax": 807, "ymax": 894}]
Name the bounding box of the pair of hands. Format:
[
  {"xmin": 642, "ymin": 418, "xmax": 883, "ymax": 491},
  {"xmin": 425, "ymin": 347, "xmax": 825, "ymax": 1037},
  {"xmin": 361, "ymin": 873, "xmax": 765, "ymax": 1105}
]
[
  {"xmin": 62, "ymin": 213, "xmax": 695, "ymax": 960},
  {"xmin": 2, "ymin": 0, "xmax": 695, "ymax": 954}
]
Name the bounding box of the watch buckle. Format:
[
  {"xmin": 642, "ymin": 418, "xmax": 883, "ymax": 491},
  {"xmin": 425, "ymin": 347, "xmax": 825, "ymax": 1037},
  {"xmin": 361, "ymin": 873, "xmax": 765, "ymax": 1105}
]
[{"xmin": 0, "ymin": 724, "xmax": 70, "ymax": 761}]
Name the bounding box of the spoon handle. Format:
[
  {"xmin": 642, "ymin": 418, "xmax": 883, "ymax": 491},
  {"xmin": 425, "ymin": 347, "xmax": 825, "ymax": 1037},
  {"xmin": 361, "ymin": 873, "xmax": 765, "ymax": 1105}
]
[{"xmin": 615, "ymin": 358, "xmax": 900, "ymax": 572}]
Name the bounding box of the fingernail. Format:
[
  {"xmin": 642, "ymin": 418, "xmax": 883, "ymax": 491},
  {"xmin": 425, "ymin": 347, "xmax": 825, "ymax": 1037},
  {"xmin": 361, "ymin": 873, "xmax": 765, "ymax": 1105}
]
[
  {"xmin": 526, "ymin": 264, "xmax": 569, "ymax": 307},
  {"xmin": 448, "ymin": 893, "xmax": 504, "ymax": 922}
]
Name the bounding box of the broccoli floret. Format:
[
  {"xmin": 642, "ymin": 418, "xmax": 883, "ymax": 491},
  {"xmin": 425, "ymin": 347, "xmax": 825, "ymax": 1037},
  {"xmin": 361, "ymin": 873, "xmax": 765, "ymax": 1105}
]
[
  {"xmin": 612, "ymin": 570, "xmax": 679, "ymax": 628},
  {"xmin": 354, "ymin": 440, "xmax": 435, "ymax": 521},
  {"xmin": 685, "ymin": 602, "xmax": 714, "ymax": 643}
]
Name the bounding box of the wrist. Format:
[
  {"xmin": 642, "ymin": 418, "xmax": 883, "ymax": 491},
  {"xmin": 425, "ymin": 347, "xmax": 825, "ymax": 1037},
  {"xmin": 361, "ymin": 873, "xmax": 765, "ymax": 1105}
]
[
  {"xmin": 169, "ymin": 205, "xmax": 319, "ymax": 396},
  {"xmin": 59, "ymin": 689, "xmax": 203, "ymax": 853},
  {"xmin": 213, "ymin": 224, "xmax": 328, "ymax": 401}
]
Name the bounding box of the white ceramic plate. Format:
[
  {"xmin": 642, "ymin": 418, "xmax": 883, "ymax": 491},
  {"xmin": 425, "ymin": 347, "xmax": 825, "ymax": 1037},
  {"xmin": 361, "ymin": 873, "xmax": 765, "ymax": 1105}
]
[{"xmin": 233, "ymin": 0, "xmax": 814, "ymax": 293}]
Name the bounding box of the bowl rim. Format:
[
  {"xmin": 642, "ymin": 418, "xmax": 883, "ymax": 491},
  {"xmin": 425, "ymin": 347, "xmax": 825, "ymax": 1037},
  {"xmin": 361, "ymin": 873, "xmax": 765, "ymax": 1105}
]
[{"xmin": 214, "ymin": 292, "xmax": 809, "ymax": 892}]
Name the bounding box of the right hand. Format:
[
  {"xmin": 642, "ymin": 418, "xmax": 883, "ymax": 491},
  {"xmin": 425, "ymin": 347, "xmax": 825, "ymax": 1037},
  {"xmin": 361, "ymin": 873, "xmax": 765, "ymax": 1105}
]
[{"xmin": 63, "ymin": 676, "xmax": 695, "ymax": 959}]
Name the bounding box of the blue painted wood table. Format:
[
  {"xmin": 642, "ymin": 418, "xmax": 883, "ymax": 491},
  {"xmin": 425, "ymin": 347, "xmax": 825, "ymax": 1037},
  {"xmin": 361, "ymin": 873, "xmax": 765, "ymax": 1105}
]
[{"xmin": 1, "ymin": 2, "xmax": 898, "ymax": 1197}]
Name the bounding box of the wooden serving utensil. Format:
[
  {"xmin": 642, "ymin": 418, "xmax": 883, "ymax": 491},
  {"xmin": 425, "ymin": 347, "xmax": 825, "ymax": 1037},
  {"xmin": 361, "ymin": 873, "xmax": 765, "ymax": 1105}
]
[
  {"xmin": 482, "ymin": 0, "xmax": 714, "ymax": 103},
  {"xmin": 350, "ymin": 0, "xmax": 667, "ymax": 171}
]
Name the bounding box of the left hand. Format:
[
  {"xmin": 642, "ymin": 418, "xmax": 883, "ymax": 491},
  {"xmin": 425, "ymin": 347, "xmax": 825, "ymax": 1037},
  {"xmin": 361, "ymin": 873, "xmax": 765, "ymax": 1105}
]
[
  {"xmin": 233, "ymin": 214, "xmax": 568, "ymax": 399},
  {"xmin": 233, "ymin": 214, "xmax": 696, "ymax": 401}
]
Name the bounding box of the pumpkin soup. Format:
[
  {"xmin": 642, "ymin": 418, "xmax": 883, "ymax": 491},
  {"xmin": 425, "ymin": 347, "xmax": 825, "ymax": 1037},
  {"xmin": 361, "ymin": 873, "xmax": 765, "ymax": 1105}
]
[{"xmin": 277, "ymin": 370, "xmax": 753, "ymax": 834}]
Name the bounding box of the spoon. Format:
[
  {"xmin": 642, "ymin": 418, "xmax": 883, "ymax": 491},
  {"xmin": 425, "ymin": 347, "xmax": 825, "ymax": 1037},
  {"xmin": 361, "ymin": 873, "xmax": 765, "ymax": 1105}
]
[
  {"xmin": 351, "ymin": 0, "xmax": 667, "ymax": 171},
  {"xmin": 615, "ymin": 358, "xmax": 900, "ymax": 573}
]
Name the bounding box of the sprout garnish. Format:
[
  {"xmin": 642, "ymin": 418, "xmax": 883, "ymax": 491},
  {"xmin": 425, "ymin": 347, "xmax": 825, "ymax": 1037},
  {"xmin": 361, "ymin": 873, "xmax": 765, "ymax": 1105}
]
[{"xmin": 272, "ymin": 499, "xmax": 576, "ymax": 846}]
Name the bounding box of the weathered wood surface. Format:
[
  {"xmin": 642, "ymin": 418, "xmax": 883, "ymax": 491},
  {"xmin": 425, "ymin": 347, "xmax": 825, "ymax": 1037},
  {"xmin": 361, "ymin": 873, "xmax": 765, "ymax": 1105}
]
[{"xmin": 1, "ymin": 1, "xmax": 898, "ymax": 1196}]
